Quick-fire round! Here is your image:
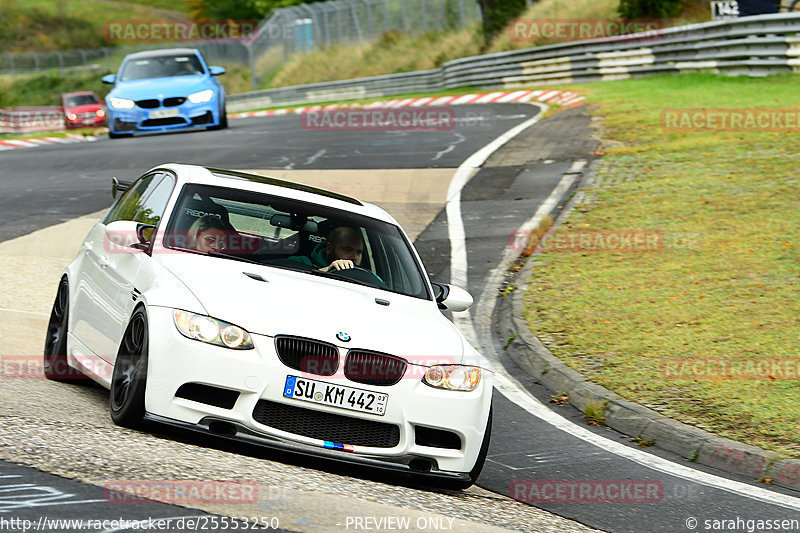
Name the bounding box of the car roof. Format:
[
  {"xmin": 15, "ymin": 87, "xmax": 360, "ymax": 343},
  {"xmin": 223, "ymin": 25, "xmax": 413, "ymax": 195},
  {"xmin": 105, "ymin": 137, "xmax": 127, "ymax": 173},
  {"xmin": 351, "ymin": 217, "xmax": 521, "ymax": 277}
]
[
  {"xmin": 124, "ymin": 48, "xmax": 199, "ymax": 60},
  {"xmin": 153, "ymin": 164, "xmax": 399, "ymax": 226}
]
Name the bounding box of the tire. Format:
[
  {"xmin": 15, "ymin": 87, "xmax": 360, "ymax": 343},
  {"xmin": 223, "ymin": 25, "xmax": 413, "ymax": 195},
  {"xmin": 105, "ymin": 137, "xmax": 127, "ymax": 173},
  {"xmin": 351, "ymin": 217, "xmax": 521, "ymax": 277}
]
[
  {"xmin": 109, "ymin": 306, "xmax": 149, "ymax": 428},
  {"xmin": 437, "ymin": 406, "xmax": 492, "ymax": 490},
  {"xmin": 43, "ymin": 277, "xmax": 83, "ymax": 381},
  {"xmin": 219, "ymin": 107, "xmax": 228, "ymax": 129},
  {"xmin": 209, "ymin": 103, "xmax": 228, "ymax": 130}
]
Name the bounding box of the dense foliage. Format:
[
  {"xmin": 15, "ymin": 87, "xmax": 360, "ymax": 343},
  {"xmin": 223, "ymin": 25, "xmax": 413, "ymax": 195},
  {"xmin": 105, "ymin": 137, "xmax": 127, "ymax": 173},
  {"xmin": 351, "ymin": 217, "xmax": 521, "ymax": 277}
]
[{"xmin": 617, "ymin": 0, "xmax": 682, "ymax": 18}]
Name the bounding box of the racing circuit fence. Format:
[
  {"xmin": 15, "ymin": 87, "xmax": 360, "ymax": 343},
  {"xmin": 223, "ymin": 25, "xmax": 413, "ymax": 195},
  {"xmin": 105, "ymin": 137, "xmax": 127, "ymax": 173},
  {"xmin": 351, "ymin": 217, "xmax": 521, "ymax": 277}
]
[{"xmin": 227, "ymin": 12, "xmax": 800, "ymax": 111}]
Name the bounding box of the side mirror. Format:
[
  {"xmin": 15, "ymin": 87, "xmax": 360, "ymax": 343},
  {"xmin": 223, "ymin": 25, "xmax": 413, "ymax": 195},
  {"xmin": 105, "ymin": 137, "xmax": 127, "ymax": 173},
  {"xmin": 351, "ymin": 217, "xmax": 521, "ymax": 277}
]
[
  {"xmin": 432, "ymin": 282, "xmax": 473, "ymax": 312},
  {"xmin": 105, "ymin": 220, "xmax": 155, "ymax": 252},
  {"xmin": 111, "ymin": 177, "xmax": 132, "ymax": 199},
  {"xmin": 102, "ymin": 74, "xmax": 116, "ymax": 84},
  {"xmin": 209, "ymin": 66, "xmax": 226, "ymax": 76}
]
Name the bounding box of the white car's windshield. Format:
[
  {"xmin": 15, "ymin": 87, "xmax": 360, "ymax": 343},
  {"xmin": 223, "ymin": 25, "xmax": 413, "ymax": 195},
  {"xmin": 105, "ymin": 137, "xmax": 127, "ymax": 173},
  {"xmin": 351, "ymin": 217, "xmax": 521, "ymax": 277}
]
[
  {"xmin": 163, "ymin": 183, "xmax": 432, "ymax": 300},
  {"xmin": 120, "ymin": 55, "xmax": 205, "ymax": 81}
]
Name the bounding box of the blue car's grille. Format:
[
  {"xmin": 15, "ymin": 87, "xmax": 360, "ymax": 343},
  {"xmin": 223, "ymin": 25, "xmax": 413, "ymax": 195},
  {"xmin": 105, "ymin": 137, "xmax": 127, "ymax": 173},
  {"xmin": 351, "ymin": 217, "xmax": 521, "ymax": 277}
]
[
  {"xmin": 135, "ymin": 99, "xmax": 159, "ymax": 109},
  {"xmin": 164, "ymin": 97, "xmax": 186, "ymax": 107}
]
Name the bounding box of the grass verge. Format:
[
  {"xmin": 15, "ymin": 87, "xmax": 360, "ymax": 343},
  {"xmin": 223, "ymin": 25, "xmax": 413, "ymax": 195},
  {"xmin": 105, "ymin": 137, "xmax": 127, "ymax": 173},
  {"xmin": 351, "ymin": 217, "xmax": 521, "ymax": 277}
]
[{"xmin": 522, "ymin": 73, "xmax": 800, "ymax": 457}]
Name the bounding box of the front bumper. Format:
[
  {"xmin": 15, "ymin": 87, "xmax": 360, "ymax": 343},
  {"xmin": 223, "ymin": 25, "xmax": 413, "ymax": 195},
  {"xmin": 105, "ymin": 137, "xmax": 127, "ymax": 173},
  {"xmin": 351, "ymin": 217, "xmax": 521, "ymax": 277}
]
[
  {"xmin": 143, "ymin": 306, "xmax": 493, "ymax": 475},
  {"xmin": 107, "ymin": 99, "xmax": 219, "ymax": 134}
]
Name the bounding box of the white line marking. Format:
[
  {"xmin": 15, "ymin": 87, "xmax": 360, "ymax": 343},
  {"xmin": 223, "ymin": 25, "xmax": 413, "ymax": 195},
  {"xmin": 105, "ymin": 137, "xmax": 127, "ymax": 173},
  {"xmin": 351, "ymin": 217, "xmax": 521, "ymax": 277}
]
[
  {"xmin": 304, "ymin": 149, "xmax": 327, "ymax": 166},
  {"xmin": 447, "ymin": 104, "xmax": 549, "ymax": 288},
  {"xmin": 0, "ymin": 308, "xmax": 49, "ymax": 317}
]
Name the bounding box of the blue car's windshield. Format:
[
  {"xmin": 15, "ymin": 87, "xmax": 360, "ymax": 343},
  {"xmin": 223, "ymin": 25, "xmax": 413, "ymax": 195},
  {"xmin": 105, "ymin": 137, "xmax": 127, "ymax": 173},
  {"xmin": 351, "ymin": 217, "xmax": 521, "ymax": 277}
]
[{"xmin": 120, "ymin": 55, "xmax": 205, "ymax": 81}]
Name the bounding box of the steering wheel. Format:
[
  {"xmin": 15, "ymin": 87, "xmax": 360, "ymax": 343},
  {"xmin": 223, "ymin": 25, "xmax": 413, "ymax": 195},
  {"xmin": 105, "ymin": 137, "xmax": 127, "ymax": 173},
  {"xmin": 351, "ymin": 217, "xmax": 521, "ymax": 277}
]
[{"xmin": 329, "ymin": 265, "xmax": 387, "ymax": 288}]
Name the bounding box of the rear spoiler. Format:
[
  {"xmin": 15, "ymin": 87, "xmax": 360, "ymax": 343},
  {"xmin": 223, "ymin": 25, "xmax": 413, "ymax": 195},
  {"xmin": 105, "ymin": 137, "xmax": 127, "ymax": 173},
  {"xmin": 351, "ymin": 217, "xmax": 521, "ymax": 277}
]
[{"xmin": 111, "ymin": 177, "xmax": 133, "ymax": 199}]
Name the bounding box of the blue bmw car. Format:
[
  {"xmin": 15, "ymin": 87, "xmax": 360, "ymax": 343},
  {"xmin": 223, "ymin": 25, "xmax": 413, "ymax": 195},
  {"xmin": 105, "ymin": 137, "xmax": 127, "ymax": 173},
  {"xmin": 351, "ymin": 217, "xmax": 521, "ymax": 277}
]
[{"xmin": 102, "ymin": 48, "xmax": 227, "ymax": 139}]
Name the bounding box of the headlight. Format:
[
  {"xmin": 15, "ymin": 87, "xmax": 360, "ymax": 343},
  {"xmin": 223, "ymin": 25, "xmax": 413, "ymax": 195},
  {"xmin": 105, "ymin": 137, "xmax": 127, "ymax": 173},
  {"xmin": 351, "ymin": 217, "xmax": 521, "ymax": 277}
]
[
  {"xmin": 188, "ymin": 89, "xmax": 214, "ymax": 103},
  {"xmin": 66, "ymin": 113, "xmax": 77, "ymax": 120},
  {"xmin": 173, "ymin": 310, "xmax": 253, "ymax": 350},
  {"xmin": 109, "ymin": 97, "xmax": 135, "ymax": 110},
  {"xmin": 97, "ymin": 109, "xmax": 106, "ymax": 117},
  {"xmin": 423, "ymin": 365, "xmax": 481, "ymax": 391}
]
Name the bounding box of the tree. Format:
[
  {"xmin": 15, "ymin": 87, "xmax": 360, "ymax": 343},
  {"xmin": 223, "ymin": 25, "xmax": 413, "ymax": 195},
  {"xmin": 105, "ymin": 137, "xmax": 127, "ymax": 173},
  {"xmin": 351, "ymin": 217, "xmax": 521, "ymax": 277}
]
[
  {"xmin": 617, "ymin": 0, "xmax": 682, "ymax": 19},
  {"xmin": 477, "ymin": 0, "xmax": 529, "ymax": 39}
]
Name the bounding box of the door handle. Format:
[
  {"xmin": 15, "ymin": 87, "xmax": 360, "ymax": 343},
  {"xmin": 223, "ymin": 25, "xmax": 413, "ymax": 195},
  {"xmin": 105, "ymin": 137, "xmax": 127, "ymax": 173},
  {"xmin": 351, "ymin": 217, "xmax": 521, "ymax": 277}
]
[{"xmin": 98, "ymin": 256, "xmax": 110, "ymax": 268}]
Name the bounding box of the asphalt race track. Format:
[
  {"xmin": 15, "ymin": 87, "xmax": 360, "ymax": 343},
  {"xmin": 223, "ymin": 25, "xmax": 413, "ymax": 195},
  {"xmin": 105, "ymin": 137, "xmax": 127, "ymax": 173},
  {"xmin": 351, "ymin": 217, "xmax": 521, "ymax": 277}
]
[{"xmin": 1, "ymin": 103, "xmax": 799, "ymax": 532}]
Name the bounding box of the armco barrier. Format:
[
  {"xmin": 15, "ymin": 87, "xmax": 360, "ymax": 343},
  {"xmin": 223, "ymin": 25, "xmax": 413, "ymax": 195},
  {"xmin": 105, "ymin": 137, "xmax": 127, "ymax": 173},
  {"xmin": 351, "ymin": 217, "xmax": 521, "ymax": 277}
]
[
  {"xmin": 0, "ymin": 107, "xmax": 65, "ymax": 133},
  {"xmin": 228, "ymin": 13, "xmax": 800, "ymax": 112}
]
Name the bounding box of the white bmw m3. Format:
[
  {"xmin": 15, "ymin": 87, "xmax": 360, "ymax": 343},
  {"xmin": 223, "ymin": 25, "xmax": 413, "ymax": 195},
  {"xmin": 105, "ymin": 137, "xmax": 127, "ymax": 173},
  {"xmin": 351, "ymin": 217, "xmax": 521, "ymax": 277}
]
[{"xmin": 44, "ymin": 164, "xmax": 492, "ymax": 489}]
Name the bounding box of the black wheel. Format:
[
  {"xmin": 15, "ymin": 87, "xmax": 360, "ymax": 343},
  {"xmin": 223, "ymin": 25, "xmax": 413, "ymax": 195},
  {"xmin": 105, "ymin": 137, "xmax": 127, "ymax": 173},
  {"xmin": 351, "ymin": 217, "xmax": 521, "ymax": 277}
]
[
  {"xmin": 109, "ymin": 307, "xmax": 149, "ymax": 428},
  {"xmin": 209, "ymin": 104, "xmax": 228, "ymax": 130},
  {"xmin": 219, "ymin": 107, "xmax": 228, "ymax": 129},
  {"xmin": 43, "ymin": 277, "xmax": 83, "ymax": 381},
  {"xmin": 438, "ymin": 407, "xmax": 492, "ymax": 490}
]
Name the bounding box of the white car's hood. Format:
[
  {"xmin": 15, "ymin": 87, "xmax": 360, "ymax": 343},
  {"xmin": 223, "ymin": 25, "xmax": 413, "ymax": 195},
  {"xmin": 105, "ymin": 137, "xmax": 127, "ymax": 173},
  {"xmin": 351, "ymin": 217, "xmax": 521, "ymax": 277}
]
[{"xmin": 157, "ymin": 254, "xmax": 466, "ymax": 363}]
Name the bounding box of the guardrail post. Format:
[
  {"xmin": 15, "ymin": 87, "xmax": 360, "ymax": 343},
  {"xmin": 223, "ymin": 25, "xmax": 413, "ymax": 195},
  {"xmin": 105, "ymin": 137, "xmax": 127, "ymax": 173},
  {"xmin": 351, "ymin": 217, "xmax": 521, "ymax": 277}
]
[{"xmin": 32, "ymin": 52, "xmax": 39, "ymax": 72}]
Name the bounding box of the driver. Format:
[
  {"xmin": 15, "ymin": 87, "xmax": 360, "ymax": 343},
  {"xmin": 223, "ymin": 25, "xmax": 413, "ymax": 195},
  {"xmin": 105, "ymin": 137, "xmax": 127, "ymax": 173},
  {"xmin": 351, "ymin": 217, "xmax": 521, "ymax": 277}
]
[{"xmin": 292, "ymin": 226, "xmax": 364, "ymax": 271}]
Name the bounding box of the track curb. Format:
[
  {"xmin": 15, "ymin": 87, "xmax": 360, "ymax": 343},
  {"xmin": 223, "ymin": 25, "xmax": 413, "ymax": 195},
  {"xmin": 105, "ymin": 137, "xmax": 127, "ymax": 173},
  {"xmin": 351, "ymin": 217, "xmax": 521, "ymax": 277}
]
[
  {"xmin": 494, "ymin": 147, "xmax": 800, "ymax": 495},
  {"xmin": 228, "ymin": 89, "xmax": 585, "ymax": 119}
]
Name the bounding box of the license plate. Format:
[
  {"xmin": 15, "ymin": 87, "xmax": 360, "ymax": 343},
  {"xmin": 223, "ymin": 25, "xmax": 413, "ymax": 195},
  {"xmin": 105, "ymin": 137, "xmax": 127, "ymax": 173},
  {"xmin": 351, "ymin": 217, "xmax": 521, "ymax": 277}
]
[
  {"xmin": 149, "ymin": 108, "xmax": 180, "ymax": 119},
  {"xmin": 283, "ymin": 375, "xmax": 387, "ymax": 416}
]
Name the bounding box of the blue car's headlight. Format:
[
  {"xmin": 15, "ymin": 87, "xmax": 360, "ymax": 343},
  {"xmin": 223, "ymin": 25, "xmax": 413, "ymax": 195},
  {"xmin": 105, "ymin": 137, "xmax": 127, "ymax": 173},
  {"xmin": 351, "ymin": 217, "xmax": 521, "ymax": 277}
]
[
  {"xmin": 109, "ymin": 97, "xmax": 135, "ymax": 110},
  {"xmin": 173, "ymin": 310, "xmax": 253, "ymax": 350},
  {"xmin": 188, "ymin": 89, "xmax": 214, "ymax": 103}
]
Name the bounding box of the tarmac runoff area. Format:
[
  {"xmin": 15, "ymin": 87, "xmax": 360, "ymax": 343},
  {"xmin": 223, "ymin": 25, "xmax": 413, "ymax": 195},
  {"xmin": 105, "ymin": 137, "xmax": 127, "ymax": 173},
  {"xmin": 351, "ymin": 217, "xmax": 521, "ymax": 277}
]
[{"xmin": 0, "ymin": 168, "xmax": 598, "ymax": 533}]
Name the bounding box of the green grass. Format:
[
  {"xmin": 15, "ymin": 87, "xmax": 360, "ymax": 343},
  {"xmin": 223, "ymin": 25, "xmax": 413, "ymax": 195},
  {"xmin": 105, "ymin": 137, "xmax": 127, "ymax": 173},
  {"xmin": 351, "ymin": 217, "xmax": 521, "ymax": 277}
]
[
  {"xmin": 522, "ymin": 73, "xmax": 800, "ymax": 457},
  {"xmin": 1, "ymin": 0, "xmax": 188, "ymax": 52},
  {"xmin": 267, "ymin": 27, "xmax": 485, "ymax": 89}
]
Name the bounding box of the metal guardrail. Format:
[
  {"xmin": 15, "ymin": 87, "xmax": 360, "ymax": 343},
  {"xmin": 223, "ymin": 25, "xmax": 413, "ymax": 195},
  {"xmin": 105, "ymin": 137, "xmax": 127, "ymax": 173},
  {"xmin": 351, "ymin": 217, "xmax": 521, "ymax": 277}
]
[{"xmin": 228, "ymin": 13, "xmax": 800, "ymax": 112}]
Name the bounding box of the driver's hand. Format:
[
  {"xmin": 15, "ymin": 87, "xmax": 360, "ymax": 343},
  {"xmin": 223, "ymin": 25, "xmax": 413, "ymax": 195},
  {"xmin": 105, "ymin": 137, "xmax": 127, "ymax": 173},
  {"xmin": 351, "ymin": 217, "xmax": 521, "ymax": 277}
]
[{"xmin": 321, "ymin": 259, "xmax": 354, "ymax": 272}]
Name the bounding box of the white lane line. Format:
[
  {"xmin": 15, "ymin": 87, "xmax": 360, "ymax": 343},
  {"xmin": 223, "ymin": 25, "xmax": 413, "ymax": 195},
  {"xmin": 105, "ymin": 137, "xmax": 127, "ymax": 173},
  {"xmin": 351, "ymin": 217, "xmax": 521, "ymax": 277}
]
[
  {"xmin": 0, "ymin": 308, "xmax": 49, "ymax": 317},
  {"xmin": 445, "ymin": 115, "xmax": 800, "ymax": 510},
  {"xmin": 304, "ymin": 149, "xmax": 327, "ymax": 166},
  {"xmin": 447, "ymin": 104, "xmax": 549, "ymax": 289}
]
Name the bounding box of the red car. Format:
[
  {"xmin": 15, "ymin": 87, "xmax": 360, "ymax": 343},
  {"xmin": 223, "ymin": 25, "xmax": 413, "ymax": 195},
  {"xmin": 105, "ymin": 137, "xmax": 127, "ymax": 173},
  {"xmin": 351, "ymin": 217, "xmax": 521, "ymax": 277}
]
[{"xmin": 61, "ymin": 91, "xmax": 107, "ymax": 129}]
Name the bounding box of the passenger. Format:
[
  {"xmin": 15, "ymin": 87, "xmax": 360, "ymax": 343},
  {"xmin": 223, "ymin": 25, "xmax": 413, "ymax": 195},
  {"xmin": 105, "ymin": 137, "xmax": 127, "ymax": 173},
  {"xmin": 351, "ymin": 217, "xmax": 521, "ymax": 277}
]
[
  {"xmin": 292, "ymin": 226, "xmax": 364, "ymax": 271},
  {"xmin": 187, "ymin": 215, "xmax": 228, "ymax": 253}
]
